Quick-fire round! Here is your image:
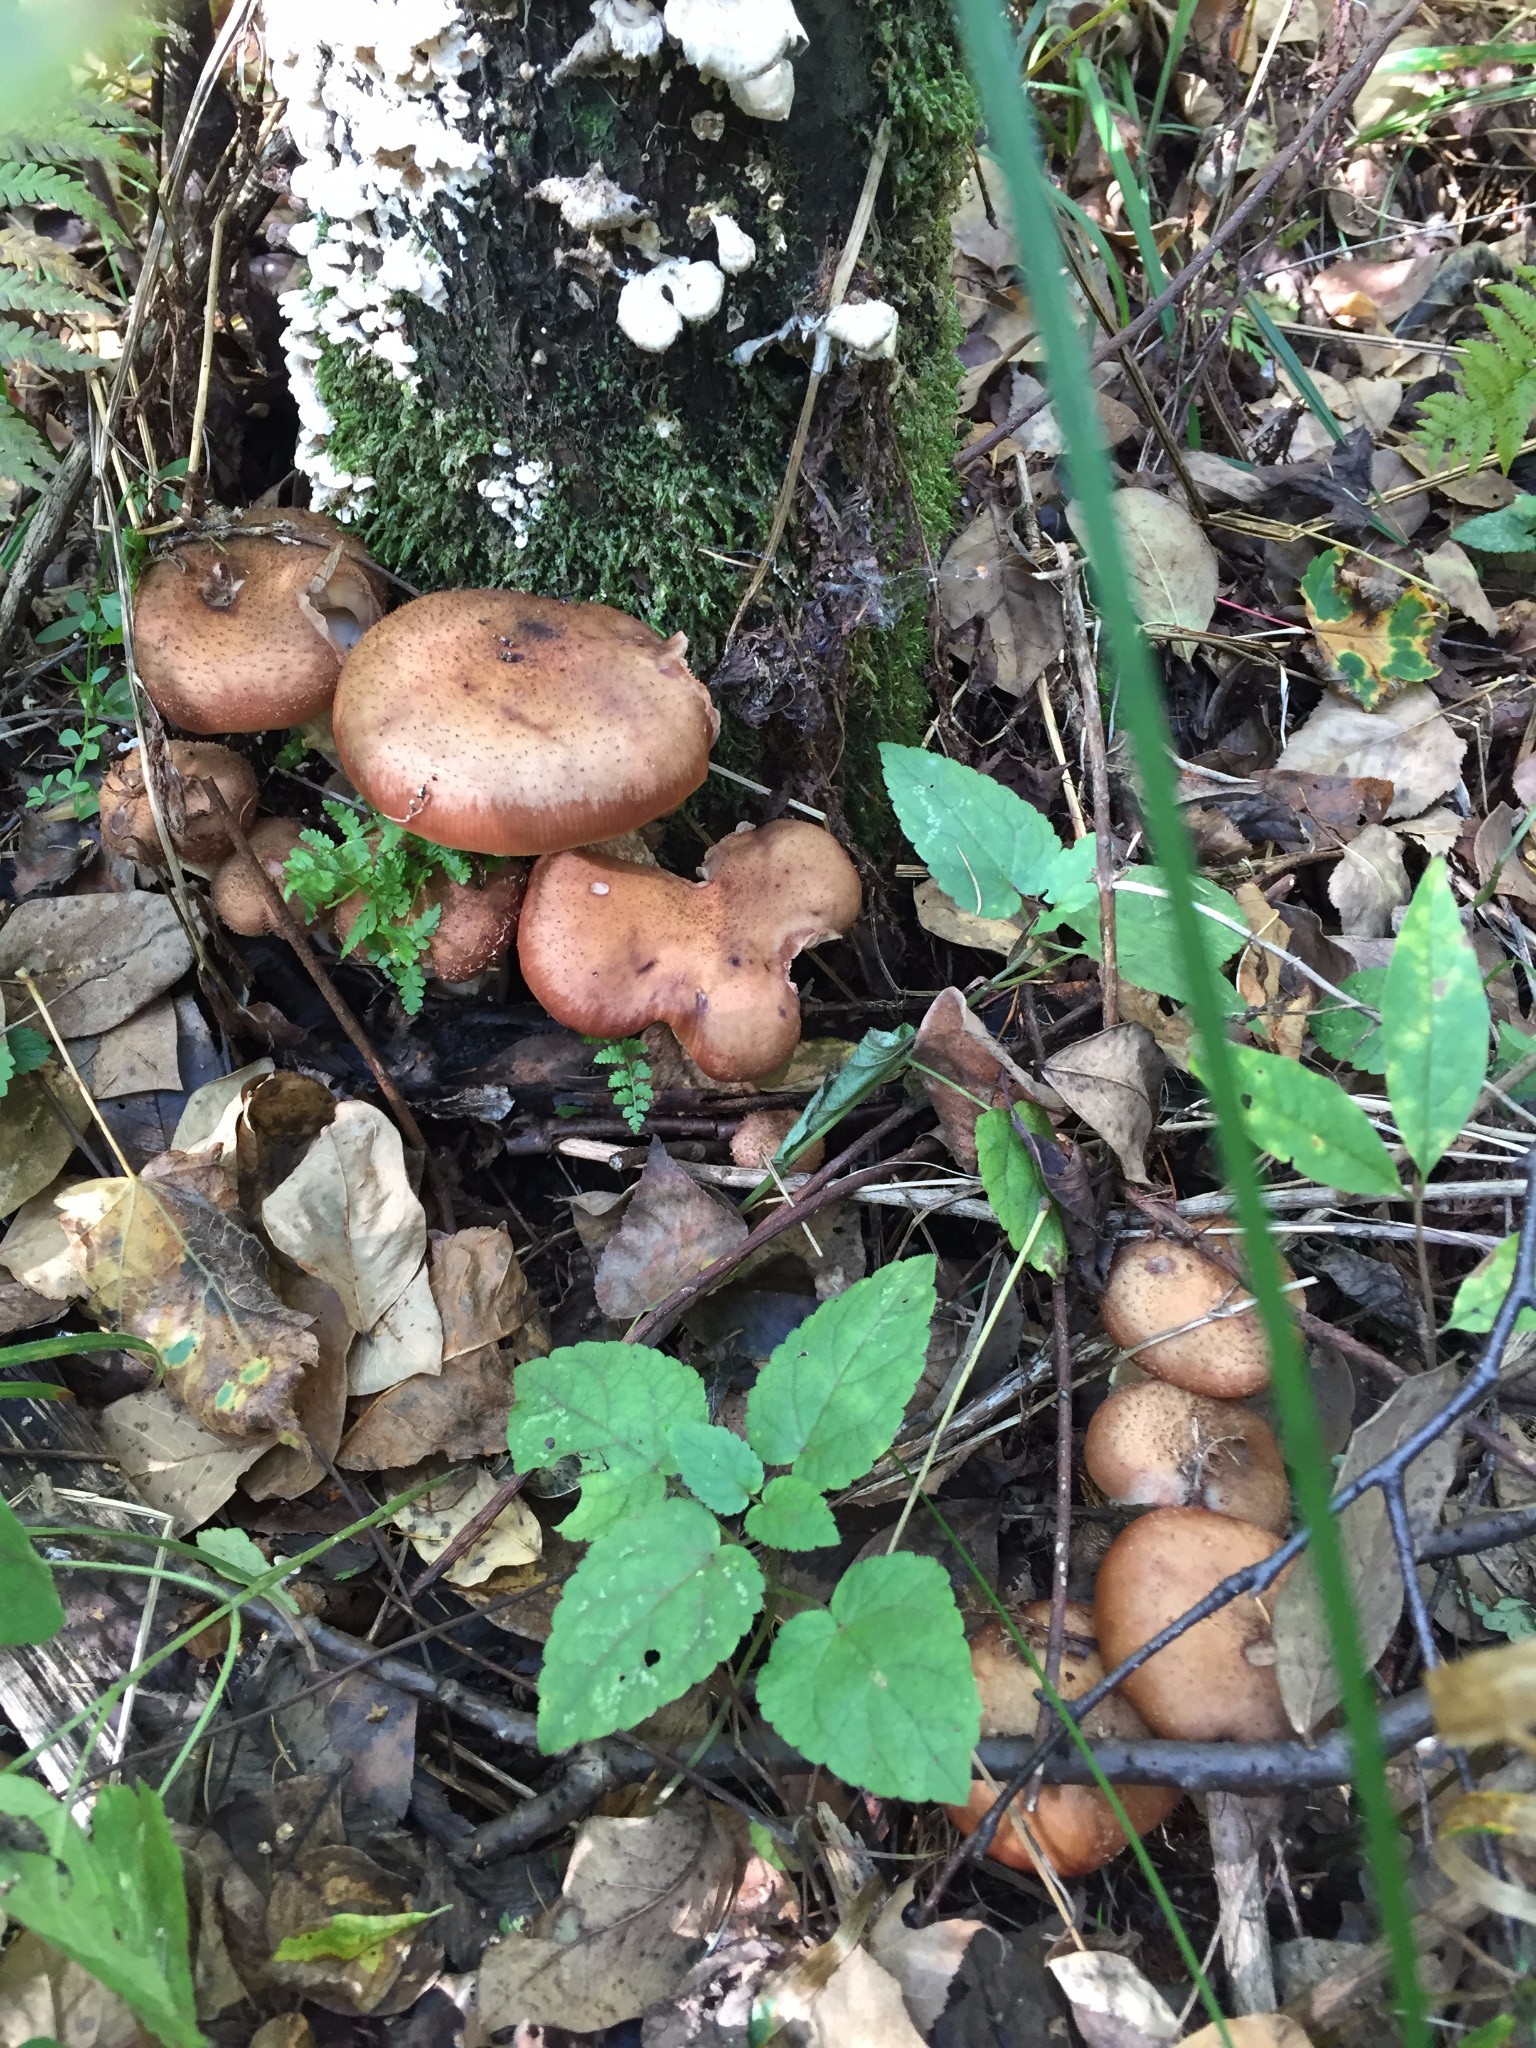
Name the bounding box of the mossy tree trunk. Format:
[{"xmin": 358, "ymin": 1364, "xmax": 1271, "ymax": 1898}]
[{"xmin": 289, "ymin": 1, "xmax": 971, "ymax": 850}]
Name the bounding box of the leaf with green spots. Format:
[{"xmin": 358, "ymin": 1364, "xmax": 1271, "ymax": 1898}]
[
  {"xmin": 744, "ymin": 1475, "xmax": 839, "ymax": 1551},
  {"xmin": 506, "ymin": 1341, "xmax": 706, "ymax": 1539},
  {"xmin": 1226, "ymin": 1045, "xmax": 1401, "ymax": 1195},
  {"xmin": 1311, "ymin": 969, "xmax": 1388, "ymax": 1074},
  {"xmin": 1445, "ymin": 1236, "xmax": 1536, "ymax": 1335},
  {"xmin": 273, "ymin": 1908, "xmax": 447, "ymax": 1967},
  {"xmin": 1382, "ymin": 859, "xmax": 1489, "ymax": 1176},
  {"xmin": 536, "ymin": 1498, "xmax": 764, "ymax": 1749},
  {"xmin": 745, "ymin": 1258, "xmax": 937, "ymax": 1491},
  {"xmin": 1301, "ymin": 549, "xmax": 1444, "ymax": 710},
  {"xmin": 974, "ymin": 1104, "xmax": 1066, "ymax": 1272},
  {"xmin": 755, "ymin": 1553, "xmax": 979, "ymax": 1801},
  {"xmin": 668, "ymin": 1419, "xmax": 764, "ymax": 1515},
  {"xmin": 0, "ymin": 1495, "xmax": 63, "ymax": 1645},
  {"xmin": 879, "ymin": 745, "xmax": 1087, "ymax": 917}
]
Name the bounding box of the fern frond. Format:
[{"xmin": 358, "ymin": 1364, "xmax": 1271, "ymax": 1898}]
[
  {"xmin": 0, "ymin": 394, "xmax": 56, "ymax": 493},
  {"xmin": 0, "ymin": 95, "xmax": 150, "ymax": 177},
  {"xmin": 0, "ymin": 273, "xmax": 111, "ymax": 318},
  {"xmin": 0, "ymin": 224, "xmax": 117, "ymax": 298},
  {"xmin": 1487, "ymin": 277, "xmax": 1536, "ymax": 345},
  {"xmin": 0, "ymin": 320, "xmax": 85, "ymax": 373},
  {"xmin": 0, "ymin": 161, "xmax": 122, "ymax": 243},
  {"xmin": 1415, "ymin": 269, "xmax": 1536, "ymax": 476}
]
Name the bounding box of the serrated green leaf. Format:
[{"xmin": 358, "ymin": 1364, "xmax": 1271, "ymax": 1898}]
[
  {"xmin": 0, "ymin": 1495, "xmax": 63, "ymax": 1645},
  {"xmin": 0, "ymin": 392, "xmax": 57, "ymax": 491},
  {"xmin": 745, "ymin": 1258, "xmax": 937, "ymax": 1491},
  {"xmin": 1311, "ymin": 969, "xmax": 1388, "ymax": 1074},
  {"xmin": 668, "ymin": 1419, "xmax": 764, "ymax": 1515},
  {"xmin": 1382, "ymin": 859, "xmax": 1489, "ymax": 1175},
  {"xmin": 770, "ymin": 1023, "xmax": 914, "ymax": 1164},
  {"xmin": 507, "ymin": 1341, "xmax": 706, "ymax": 1539},
  {"xmin": 755, "ymin": 1553, "xmax": 979, "ymax": 1800},
  {"xmin": 880, "ymin": 744, "xmax": 1078, "ymax": 917},
  {"xmin": 1226, "ymin": 1045, "xmax": 1402, "ymax": 1195},
  {"xmin": 1454, "ymin": 495, "xmax": 1536, "ymax": 554},
  {"xmin": 1445, "ymin": 1236, "xmax": 1536, "ymax": 1335},
  {"xmin": 0, "ymin": 1778, "xmax": 204, "ymax": 2048},
  {"xmin": 744, "ymin": 1474, "xmax": 839, "ymax": 1550},
  {"xmin": 974, "ymin": 1104, "xmax": 1066, "ymax": 1271},
  {"xmin": 537, "ymin": 1498, "xmax": 764, "ymax": 1749},
  {"xmin": 193, "ymin": 1526, "xmax": 299, "ymax": 1612},
  {"xmin": 273, "ymin": 1908, "xmax": 446, "ymax": 1966}
]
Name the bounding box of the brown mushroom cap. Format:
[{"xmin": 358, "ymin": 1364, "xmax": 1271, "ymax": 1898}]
[
  {"xmin": 945, "ymin": 1599, "xmax": 1181, "ymax": 1877},
  {"xmin": 211, "ymin": 817, "xmax": 315, "ymax": 937},
  {"xmin": 729, "ymin": 1108, "xmax": 824, "ymax": 1174},
  {"xmin": 1084, "ymin": 1381, "xmax": 1290, "ymax": 1536},
  {"xmin": 1101, "ymin": 1234, "xmax": 1294, "ymax": 1399},
  {"xmin": 135, "ymin": 508, "xmax": 386, "ymax": 734},
  {"xmin": 330, "ymin": 589, "xmax": 720, "ymax": 856},
  {"xmin": 1094, "ymin": 1505, "xmax": 1291, "ymax": 1742},
  {"xmin": 517, "ymin": 820, "xmax": 863, "ymax": 1082},
  {"xmin": 334, "ymin": 864, "xmax": 528, "ymax": 984},
  {"xmin": 98, "ymin": 742, "xmax": 258, "ymax": 866}
]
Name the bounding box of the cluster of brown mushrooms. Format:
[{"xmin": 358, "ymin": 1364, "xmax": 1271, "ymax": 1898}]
[
  {"xmin": 110, "ymin": 509, "xmax": 862, "ymax": 1080},
  {"xmin": 947, "ymin": 1229, "xmax": 1294, "ymax": 1878}
]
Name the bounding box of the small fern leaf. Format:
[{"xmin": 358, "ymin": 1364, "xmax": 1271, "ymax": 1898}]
[
  {"xmin": 0, "ymin": 223, "xmax": 116, "ymax": 298},
  {"xmin": 0, "ymin": 96, "xmax": 149, "ymax": 176},
  {"xmin": 0, "ymin": 273, "xmax": 110, "ymax": 318},
  {"xmin": 0, "ymin": 161, "xmax": 122, "ymax": 242},
  {"xmin": 0, "ymin": 395, "xmax": 56, "ymax": 493},
  {"xmin": 0, "ymin": 321, "xmax": 85, "ymax": 373}
]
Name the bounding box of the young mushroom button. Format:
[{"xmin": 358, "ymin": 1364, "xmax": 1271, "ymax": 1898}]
[
  {"xmin": 211, "ymin": 817, "xmax": 318, "ymax": 939},
  {"xmin": 517, "ymin": 820, "xmax": 862, "ymax": 1082},
  {"xmin": 98, "ymin": 742, "xmax": 258, "ymax": 867},
  {"xmin": 134, "ymin": 508, "xmax": 387, "ymax": 733},
  {"xmin": 330, "ymin": 589, "xmax": 720, "ymax": 856}
]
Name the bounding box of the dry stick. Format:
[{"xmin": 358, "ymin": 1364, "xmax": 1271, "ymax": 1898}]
[
  {"xmin": 184, "ymin": 208, "xmax": 226, "ymax": 483},
  {"xmin": 0, "ymin": 441, "xmax": 93, "ymax": 668},
  {"xmin": 627, "ymin": 1104, "xmax": 931, "ymax": 1345},
  {"xmin": 1207, "ymin": 1790, "xmax": 1281, "ymax": 2015},
  {"xmin": 1026, "ymin": 1277, "xmax": 1077, "ymax": 1808},
  {"xmin": 1058, "ymin": 544, "xmax": 1117, "ymax": 1029},
  {"xmin": 957, "ymin": 0, "xmax": 1422, "ymax": 472},
  {"xmin": 725, "ymin": 119, "xmax": 891, "ymax": 645},
  {"xmin": 202, "ymin": 783, "xmax": 456, "ymax": 1230}
]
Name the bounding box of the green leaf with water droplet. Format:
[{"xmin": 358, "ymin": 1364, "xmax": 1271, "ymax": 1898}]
[{"xmin": 1382, "ymin": 858, "xmax": 1489, "ymax": 1176}]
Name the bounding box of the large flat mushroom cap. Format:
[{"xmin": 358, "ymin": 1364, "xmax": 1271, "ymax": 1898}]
[
  {"xmin": 135, "ymin": 509, "xmax": 385, "ymax": 734},
  {"xmin": 330, "ymin": 589, "xmax": 721, "ymax": 855}
]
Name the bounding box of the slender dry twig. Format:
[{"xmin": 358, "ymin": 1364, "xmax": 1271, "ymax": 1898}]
[
  {"xmin": 1056, "ymin": 544, "xmax": 1117, "ymax": 1027},
  {"xmin": 0, "ymin": 442, "xmax": 93, "ymax": 666}
]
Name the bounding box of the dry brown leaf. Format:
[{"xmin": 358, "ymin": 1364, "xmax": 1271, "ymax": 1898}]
[
  {"xmin": 0, "ymin": 1277, "xmax": 62, "ymax": 1337},
  {"xmin": 0, "ymin": 1929, "xmax": 144, "ymax": 2048},
  {"xmin": 1307, "ymin": 249, "xmax": 1442, "ymax": 328},
  {"xmin": 478, "ymin": 1793, "xmax": 737, "ymax": 2033},
  {"xmin": 1472, "ymin": 804, "xmax": 1536, "ymax": 910},
  {"xmin": 347, "ymin": 1261, "xmax": 443, "ymax": 1397},
  {"xmin": 261, "ymin": 1102, "xmax": 426, "ymax": 1335},
  {"xmin": 869, "ymin": 1882, "xmax": 984, "ymax": 2034},
  {"xmin": 1433, "ymin": 1789, "xmax": 1536, "ymax": 1926},
  {"xmin": 99, "ymin": 1385, "xmax": 276, "ymax": 1532},
  {"xmin": 243, "ymin": 1271, "xmax": 352, "ymax": 1502},
  {"xmin": 1116, "ymin": 983, "xmax": 1194, "ymax": 1069},
  {"xmin": 1234, "ymin": 881, "xmax": 1312, "ymax": 1060},
  {"xmin": 912, "ymin": 987, "xmax": 1042, "ymax": 1170},
  {"xmin": 1275, "ymin": 684, "xmax": 1466, "ymax": 822},
  {"xmin": 393, "ymin": 1468, "xmax": 542, "ymax": 1586},
  {"xmin": 0, "ymin": 892, "xmax": 194, "ymax": 1037},
  {"xmin": 1041, "ymin": 1023, "xmax": 1163, "ymax": 1182},
  {"xmin": 1328, "ymin": 822, "xmax": 1411, "ymax": 937},
  {"xmin": 264, "ymin": 1844, "xmax": 441, "ymax": 2017},
  {"xmin": 937, "ymin": 508, "xmax": 1065, "ymax": 697},
  {"xmin": 337, "ymin": 1343, "xmax": 518, "ymax": 1468},
  {"xmin": 771, "ymin": 1944, "xmax": 927, "ymax": 2048},
  {"xmin": 58, "ymin": 1176, "xmax": 315, "ymax": 1440},
  {"xmin": 0, "ymin": 1067, "xmax": 86, "ymax": 1219},
  {"xmin": 912, "ymin": 878, "xmax": 1030, "ymax": 959},
  {"xmin": 68, "ymin": 995, "xmax": 181, "ymax": 1101},
  {"xmin": 0, "ymin": 1179, "xmax": 87, "ymax": 1299},
  {"xmin": 1274, "ymin": 1363, "xmax": 1462, "ymax": 1732},
  {"xmin": 171, "ymin": 1059, "xmax": 276, "ymax": 1155},
  {"xmin": 1093, "ymin": 488, "xmax": 1219, "ymax": 657},
  {"xmin": 1422, "ymin": 540, "xmax": 1498, "ymax": 634},
  {"xmin": 1046, "ymin": 1949, "xmax": 1182, "ymax": 2046},
  {"xmin": 595, "ymin": 1140, "xmax": 748, "ymax": 1319},
  {"xmin": 432, "ymin": 1224, "xmax": 540, "ymax": 1358},
  {"xmin": 1183, "ymin": 2021, "xmax": 1315, "ymax": 2048},
  {"xmin": 1426, "ymin": 1639, "xmax": 1536, "ymax": 1751}
]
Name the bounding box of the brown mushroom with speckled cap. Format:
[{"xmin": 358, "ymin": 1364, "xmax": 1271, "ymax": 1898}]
[
  {"xmin": 211, "ymin": 817, "xmax": 325, "ymax": 938},
  {"xmin": 334, "ymin": 863, "xmax": 528, "ymax": 985},
  {"xmin": 1084, "ymin": 1380, "xmax": 1290, "ymax": 1535},
  {"xmin": 517, "ymin": 820, "xmax": 862, "ymax": 1082},
  {"xmin": 944, "ymin": 1600, "xmax": 1182, "ymax": 1877},
  {"xmin": 1101, "ymin": 1233, "xmax": 1293, "ymax": 1400},
  {"xmin": 99, "ymin": 742, "xmax": 258, "ymax": 866},
  {"xmin": 330, "ymin": 589, "xmax": 720, "ymax": 855},
  {"xmin": 135, "ymin": 509, "xmax": 387, "ymax": 733}
]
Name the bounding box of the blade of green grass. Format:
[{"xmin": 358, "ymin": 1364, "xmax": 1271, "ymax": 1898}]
[
  {"xmin": 1076, "ymin": 58, "xmax": 1174, "ymax": 344},
  {"xmin": 1146, "ymin": 0, "xmax": 1200, "ymax": 142},
  {"xmin": 948, "ymin": 2, "xmax": 1426, "ymax": 2039}
]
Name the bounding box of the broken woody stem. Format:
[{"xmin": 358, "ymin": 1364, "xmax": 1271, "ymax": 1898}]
[{"xmin": 932, "ymin": 1146, "xmax": 1536, "ymax": 1897}]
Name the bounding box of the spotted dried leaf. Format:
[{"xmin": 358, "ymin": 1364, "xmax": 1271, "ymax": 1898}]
[{"xmin": 1301, "ymin": 550, "xmax": 1444, "ymax": 710}]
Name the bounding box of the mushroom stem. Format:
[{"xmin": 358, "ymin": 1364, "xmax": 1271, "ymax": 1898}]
[
  {"xmin": 1206, "ymin": 1791, "xmax": 1281, "ymax": 2015},
  {"xmin": 200, "ymin": 781, "xmax": 454, "ymax": 1230}
]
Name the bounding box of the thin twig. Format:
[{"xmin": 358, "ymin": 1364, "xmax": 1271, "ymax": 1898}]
[{"xmin": 1057, "ymin": 544, "xmax": 1117, "ymax": 1028}]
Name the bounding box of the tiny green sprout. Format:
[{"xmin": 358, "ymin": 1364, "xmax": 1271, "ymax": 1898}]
[
  {"xmin": 280, "ymin": 799, "xmax": 472, "ymax": 1014},
  {"xmin": 586, "ymin": 1034, "xmax": 654, "ymax": 1135}
]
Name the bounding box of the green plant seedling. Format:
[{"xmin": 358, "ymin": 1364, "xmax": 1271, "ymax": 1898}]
[
  {"xmin": 0, "ymin": 1021, "xmax": 50, "ymax": 1100},
  {"xmin": 1453, "ymin": 493, "xmax": 1536, "ymax": 556},
  {"xmin": 506, "ymin": 1256, "xmax": 981, "ymax": 1799},
  {"xmin": 280, "ymin": 799, "xmax": 474, "ymax": 1013},
  {"xmin": 586, "ymin": 1035, "xmax": 654, "ymax": 1136}
]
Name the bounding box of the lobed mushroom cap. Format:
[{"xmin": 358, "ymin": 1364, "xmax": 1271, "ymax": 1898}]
[
  {"xmin": 1101, "ymin": 1234, "xmax": 1292, "ymax": 1399},
  {"xmin": 517, "ymin": 820, "xmax": 862, "ymax": 1081},
  {"xmin": 946, "ymin": 1599, "xmax": 1180, "ymax": 1877},
  {"xmin": 330, "ymin": 589, "xmax": 720, "ymax": 856},
  {"xmin": 1084, "ymin": 1380, "xmax": 1290, "ymax": 1536},
  {"xmin": 135, "ymin": 508, "xmax": 386, "ymax": 734},
  {"xmin": 1094, "ymin": 1505, "xmax": 1291, "ymax": 1742},
  {"xmin": 334, "ymin": 864, "xmax": 528, "ymax": 985},
  {"xmin": 98, "ymin": 741, "xmax": 258, "ymax": 867},
  {"xmin": 211, "ymin": 816, "xmax": 312, "ymax": 938}
]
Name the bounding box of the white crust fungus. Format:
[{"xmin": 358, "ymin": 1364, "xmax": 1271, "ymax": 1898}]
[
  {"xmin": 550, "ymin": 0, "xmax": 665, "ymax": 82},
  {"xmin": 825, "ymin": 298, "xmax": 900, "ymax": 361},
  {"xmin": 617, "ymin": 257, "xmax": 726, "ymax": 351},
  {"xmin": 533, "ymin": 164, "xmax": 647, "ymax": 234},
  {"xmin": 662, "ymin": 0, "xmax": 808, "ymax": 121},
  {"xmin": 729, "ymin": 59, "xmax": 795, "ymax": 120},
  {"xmin": 710, "ymin": 212, "xmax": 757, "ymax": 274}
]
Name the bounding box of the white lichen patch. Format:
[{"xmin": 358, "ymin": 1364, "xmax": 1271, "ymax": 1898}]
[{"xmin": 264, "ymin": 0, "xmax": 544, "ymax": 522}]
